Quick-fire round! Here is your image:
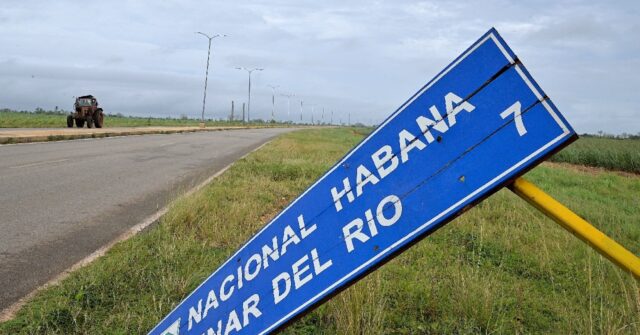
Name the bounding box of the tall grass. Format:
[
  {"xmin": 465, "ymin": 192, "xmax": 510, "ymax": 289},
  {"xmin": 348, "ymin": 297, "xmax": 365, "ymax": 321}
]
[
  {"xmin": 550, "ymin": 136, "xmax": 640, "ymax": 173},
  {"xmin": 0, "ymin": 128, "xmax": 637, "ymax": 334},
  {"xmin": 325, "ymin": 272, "xmax": 387, "ymax": 335}
]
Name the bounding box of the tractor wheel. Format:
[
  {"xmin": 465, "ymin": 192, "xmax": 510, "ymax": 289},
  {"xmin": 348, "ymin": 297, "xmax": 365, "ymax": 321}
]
[
  {"xmin": 87, "ymin": 117, "xmax": 94, "ymax": 128},
  {"xmin": 75, "ymin": 119, "xmax": 85, "ymax": 128},
  {"xmin": 94, "ymin": 111, "xmax": 104, "ymax": 128},
  {"xmin": 67, "ymin": 115, "xmax": 74, "ymax": 128}
]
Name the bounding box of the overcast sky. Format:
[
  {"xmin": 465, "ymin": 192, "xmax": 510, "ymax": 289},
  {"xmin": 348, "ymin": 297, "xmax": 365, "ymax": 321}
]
[{"xmin": 1, "ymin": 0, "xmax": 638, "ymax": 133}]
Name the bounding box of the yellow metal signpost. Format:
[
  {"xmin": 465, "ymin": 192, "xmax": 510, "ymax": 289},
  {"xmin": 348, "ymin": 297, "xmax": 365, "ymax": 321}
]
[{"xmin": 510, "ymin": 177, "xmax": 640, "ymax": 279}]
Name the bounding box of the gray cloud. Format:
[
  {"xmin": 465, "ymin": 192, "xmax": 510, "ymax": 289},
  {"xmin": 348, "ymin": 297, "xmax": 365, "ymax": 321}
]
[{"xmin": 0, "ymin": 0, "xmax": 639, "ymax": 133}]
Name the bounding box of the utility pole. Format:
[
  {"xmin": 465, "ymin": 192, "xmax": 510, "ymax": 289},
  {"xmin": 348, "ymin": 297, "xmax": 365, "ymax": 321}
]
[
  {"xmin": 281, "ymin": 93, "xmax": 294, "ymax": 122},
  {"xmin": 268, "ymin": 85, "xmax": 279, "ymax": 122},
  {"xmin": 348, "ymin": 113, "xmax": 351, "ymax": 126},
  {"xmin": 242, "ymin": 103, "xmax": 246, "ymax": 123},
  {"xmin": 196, "ymin": 32, "xmax": 226, "ymax": 126},
  {"xmin": 230, "ymin": 100, "xmax": 234, "ymax": 121},
  {"xmin": 300, "ymin": 100, "xmax": 304, "ymax": 124},
  {"xmin": 331, "ymin": 110, "xmax": 334, "ymax": 125},
  {"xmin": 322, "ymin": 107, "xmax": 325, "ymax": 124},
  {"xmin": 235, "ymin": 67, "xmax": 263, "ymax": 122}
]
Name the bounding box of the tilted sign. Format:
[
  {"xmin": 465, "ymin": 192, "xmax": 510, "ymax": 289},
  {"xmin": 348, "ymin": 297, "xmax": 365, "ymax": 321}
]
[{"xmin": 150, "ymin": 28, "xmax": 576, "ymax": 335}]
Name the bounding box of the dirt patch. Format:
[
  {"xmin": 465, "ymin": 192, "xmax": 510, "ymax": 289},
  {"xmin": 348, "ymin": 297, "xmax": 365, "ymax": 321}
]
[{"xmin": 542, "ymin": 161, "xmax": 640, "ymax": 178}]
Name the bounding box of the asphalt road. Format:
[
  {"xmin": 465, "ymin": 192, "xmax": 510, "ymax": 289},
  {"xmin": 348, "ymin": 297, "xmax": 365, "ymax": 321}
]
[{"xmin": 0, "ymin": 128, "xmax": 293, "ymax": 312}]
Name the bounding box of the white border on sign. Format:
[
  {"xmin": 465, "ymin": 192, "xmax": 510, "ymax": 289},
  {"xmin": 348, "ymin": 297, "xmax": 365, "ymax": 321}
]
[
  {"xmin": 259, "ymin": 32, "xmax": 571, "ymax": 334},
  {"xmin": 149, "ymin": 32, "xmax": 572, "ymax": 335}
]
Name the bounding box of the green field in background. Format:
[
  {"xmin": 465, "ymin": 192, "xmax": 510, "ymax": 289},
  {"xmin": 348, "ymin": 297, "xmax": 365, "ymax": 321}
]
[
  {"xmin": 0, "ymin": 110, "xmax": 287, "ymax": 128},
  {"xmin": 549, "ymin": 136, "xmax": 640, "ymax": 174}
]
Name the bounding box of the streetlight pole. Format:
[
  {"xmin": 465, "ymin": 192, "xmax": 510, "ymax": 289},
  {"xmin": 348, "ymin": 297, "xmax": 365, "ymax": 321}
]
[
  {"xmin": 236, "ymin": 67, "xmax": 263, "ymax": 122},
  {"xmin": 280, "ymin": 93, "xmax": 294, "ymax": 122},
  {"xmin": 268, "ymin": 85, "xmax": 279, "ymax": 122},
  {"xmin": 196, "ymin": 32, "xmax": 225, "ymax": 125},
  {"xmin": 308, "ymin": 104, "xmax": 317, "ymax": 125},
  {"xmin": 300, "ymin": 100, "xmax": 304, "ymax": 124}
]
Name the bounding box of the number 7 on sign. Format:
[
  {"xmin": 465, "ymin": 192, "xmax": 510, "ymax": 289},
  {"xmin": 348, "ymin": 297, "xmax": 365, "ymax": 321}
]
[{"xmin": 500, "ymin": 101, "xmax": 527, "ymax": 136}]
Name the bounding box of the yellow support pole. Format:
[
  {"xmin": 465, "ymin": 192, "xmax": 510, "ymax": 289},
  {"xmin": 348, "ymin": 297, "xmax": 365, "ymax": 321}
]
[{"xmin": 509, "ymin": 177, "xmax": 640, "ymax": 279}]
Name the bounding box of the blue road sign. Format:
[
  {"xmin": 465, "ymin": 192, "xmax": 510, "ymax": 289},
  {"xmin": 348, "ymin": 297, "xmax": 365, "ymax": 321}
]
[{"xmin": 150, "ymin": 28, "xmax": 576, "ymax": 335}]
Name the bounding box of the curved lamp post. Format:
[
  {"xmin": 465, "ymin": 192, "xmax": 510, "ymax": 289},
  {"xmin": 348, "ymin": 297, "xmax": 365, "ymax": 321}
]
[
  {"xmin": 235, "ymin": 67, "xmax": 263, "ymax": 122},
  {"xmin": 195, "ymin": 32, "xmax": 226, "ymax": 125},
  {"xmin": 267, "ymin": 85, "xmax": 279, "ymax": 122}
]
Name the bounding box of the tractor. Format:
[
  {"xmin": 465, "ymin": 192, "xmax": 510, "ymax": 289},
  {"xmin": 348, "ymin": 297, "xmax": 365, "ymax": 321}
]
[{"xmin": 67, "ymin": 95, "xmax": 104, "ymax": 128}]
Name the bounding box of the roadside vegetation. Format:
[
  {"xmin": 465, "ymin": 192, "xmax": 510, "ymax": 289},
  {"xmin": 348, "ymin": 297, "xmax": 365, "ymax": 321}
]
[
  {"xmin": 0, "ymin": 109, "xmax": 294, "ymax": 128},
  {"xmin": 0, "ymin": 128, "xmax": 638, "ymax": 334},
  {"xmin": 550, "ymin": 135, "xmax": 640, "ymax": 174}
]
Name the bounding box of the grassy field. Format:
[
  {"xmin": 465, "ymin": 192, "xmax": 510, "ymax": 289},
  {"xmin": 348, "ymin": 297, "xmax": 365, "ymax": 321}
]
[
  {"xmin": 0, "ymin": 110, "xmax": 286, "ymax": 128},
  {"xmin": 550, "ymin": 136, "xmax": 640, "ymax": 174},
  {"xmin": 0, "ymin": 128, "xmax": 638, "ymax": 334}
]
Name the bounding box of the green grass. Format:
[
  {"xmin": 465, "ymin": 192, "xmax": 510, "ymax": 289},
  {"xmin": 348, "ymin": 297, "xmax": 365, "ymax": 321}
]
[
  {"xmin": 0, "ymin": 110, "xmax": 288, "ymax": 128},
  {"xmin": 550, "ymin": 136, "xmax": 640, "ymax": 174},
  {"xmin": 1, "ymin": 128, "xmax": 638, "ymax": 334}
]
